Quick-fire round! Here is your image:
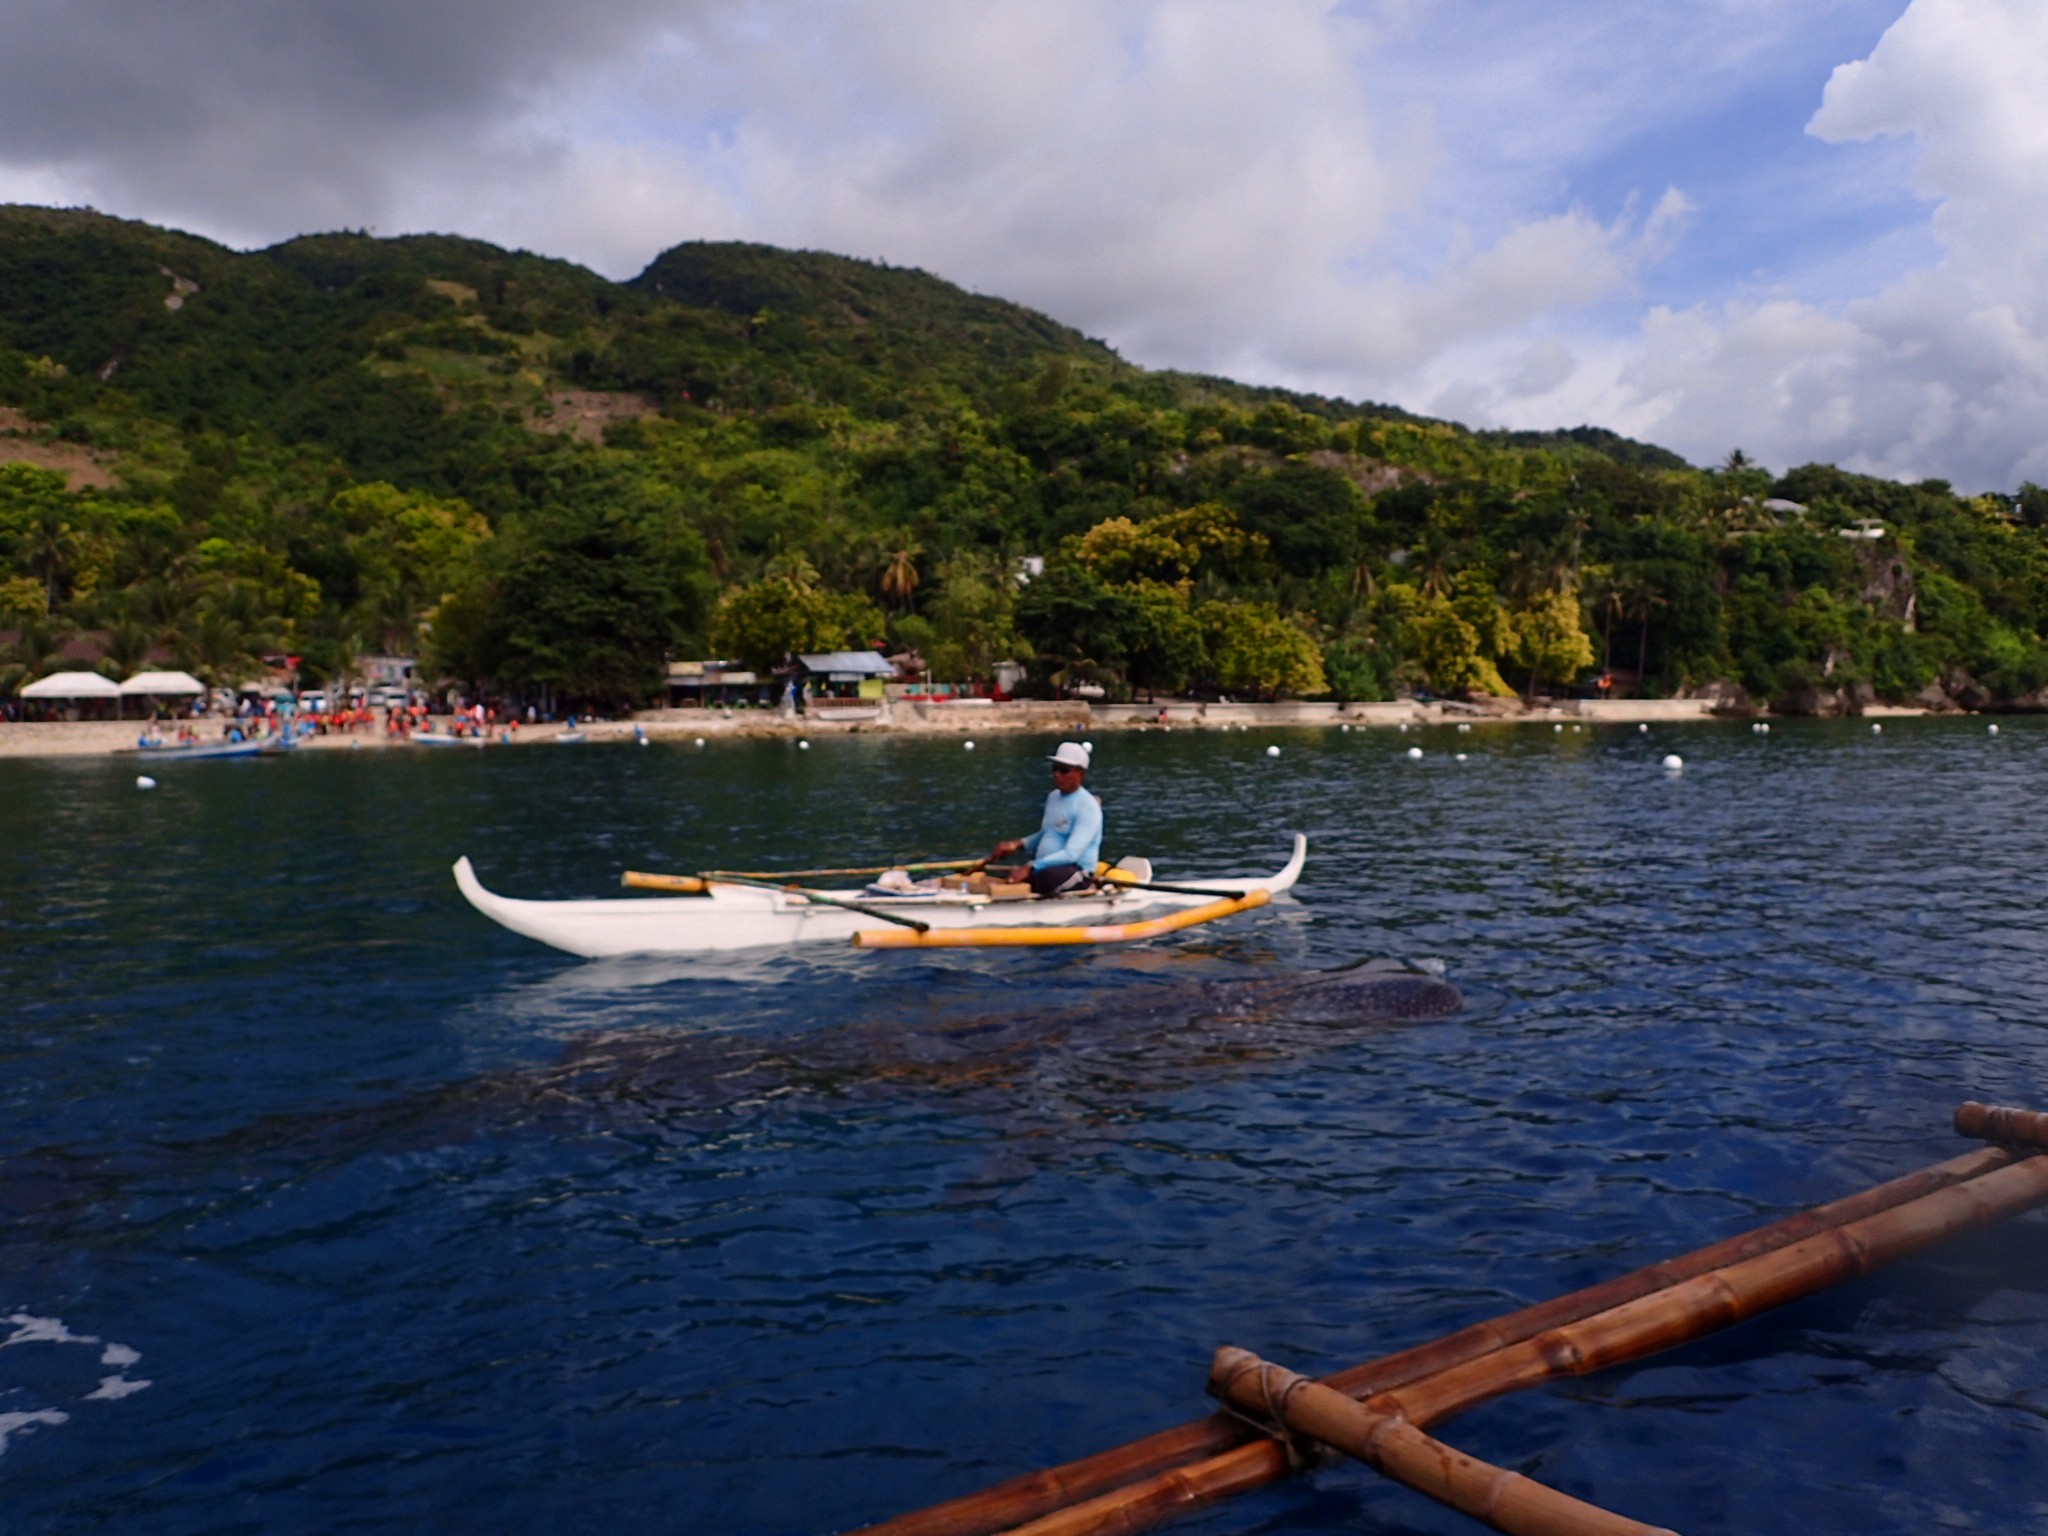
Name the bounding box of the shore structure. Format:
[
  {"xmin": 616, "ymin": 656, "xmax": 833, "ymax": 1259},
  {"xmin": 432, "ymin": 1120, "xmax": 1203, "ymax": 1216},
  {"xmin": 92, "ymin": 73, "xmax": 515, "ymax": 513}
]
[{"xmin": 0, "ymin": 694, "xmax": 1949, "ymax": 759}]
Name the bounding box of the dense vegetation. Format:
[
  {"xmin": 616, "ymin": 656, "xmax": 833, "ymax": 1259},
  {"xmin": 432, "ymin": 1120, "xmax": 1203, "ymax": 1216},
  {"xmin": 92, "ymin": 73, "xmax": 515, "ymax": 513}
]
[{"xmin": 5, "ymin": 204, "xmax": 2048, "ymax": 713}]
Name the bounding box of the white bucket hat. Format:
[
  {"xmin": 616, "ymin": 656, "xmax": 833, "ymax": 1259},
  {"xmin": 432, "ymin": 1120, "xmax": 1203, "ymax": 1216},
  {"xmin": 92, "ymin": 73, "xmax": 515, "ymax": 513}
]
[{"xmin": 1048, "ymin": 741, "xmax": 1091, "ymax": 770}]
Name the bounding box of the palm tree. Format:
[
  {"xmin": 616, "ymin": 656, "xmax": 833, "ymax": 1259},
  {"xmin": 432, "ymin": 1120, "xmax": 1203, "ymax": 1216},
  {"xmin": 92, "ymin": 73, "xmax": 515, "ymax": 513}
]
[
  {"xmin": 1617, "ymin": 571, "xmax": 1668, "ymax": 686},
  {"xmin": 763, "ymin": 552, "xmax": 821, "ymax": 590},
  {"xmin": 183, "ymin": 609, "xmax": 256, "ymax": 688},
  {"xmin": 1, "ymin": 619, "xmax": 70, "ymax": 702},
  {"xmin": 22, "ymin": 505, "xmax": 78, "ymax": 611},
  {"xmin": 101, "ymin": 620, "xmax": 153, "ymax": 680},
  {"xmin": 880, "ymin": 543, "xmax": 923, "ymax": 609}
]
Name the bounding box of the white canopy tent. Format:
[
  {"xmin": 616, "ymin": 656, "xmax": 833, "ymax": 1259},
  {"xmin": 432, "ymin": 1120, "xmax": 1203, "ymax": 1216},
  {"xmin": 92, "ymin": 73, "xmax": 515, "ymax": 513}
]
[
  {"xmin": 20, "ymin": 671, "xmax": 121, "ymax": 699},
  {"xmin": 119, "ymin": 670, "xmax": 206, "ymax": 696}
]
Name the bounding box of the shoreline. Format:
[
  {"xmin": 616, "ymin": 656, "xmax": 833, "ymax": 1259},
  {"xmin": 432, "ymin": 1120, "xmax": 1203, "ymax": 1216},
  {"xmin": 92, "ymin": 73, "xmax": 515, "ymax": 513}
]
[{"xmin": 0, "ymin": 696, "xmax": 1956, "ymax": 760}]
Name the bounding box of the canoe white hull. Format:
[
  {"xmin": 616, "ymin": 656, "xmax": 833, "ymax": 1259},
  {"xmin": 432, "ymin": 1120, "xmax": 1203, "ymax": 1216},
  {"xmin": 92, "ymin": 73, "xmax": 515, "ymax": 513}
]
[{"xmin": 454, "ymin": 835, "xmax": 1306, "ymax": 958}]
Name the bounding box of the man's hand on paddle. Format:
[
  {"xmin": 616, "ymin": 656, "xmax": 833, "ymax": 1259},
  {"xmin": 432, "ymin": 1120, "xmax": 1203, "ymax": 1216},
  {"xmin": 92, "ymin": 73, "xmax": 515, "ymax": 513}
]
[{"xmin": 988, "ymin": 839, "xmax": 1030, "ymax": 883}]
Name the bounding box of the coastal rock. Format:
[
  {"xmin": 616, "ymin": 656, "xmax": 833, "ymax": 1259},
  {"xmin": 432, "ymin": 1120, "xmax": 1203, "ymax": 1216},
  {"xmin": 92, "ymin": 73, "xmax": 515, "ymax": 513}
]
[
  {"xmin": 1942, "ymin": 667, "xmax": 1992, "ymax": 712},
  {"xmin": 1993, "ymin": 683, "xmax": 2048, "ymax": 713},
  {"xmin": 1776, "ymin": 685, "xmax": 1848, "ymax": 717},
  {"xmin": 1693, "ymin": 679, "xmax": 1754, "ymax": 715}
]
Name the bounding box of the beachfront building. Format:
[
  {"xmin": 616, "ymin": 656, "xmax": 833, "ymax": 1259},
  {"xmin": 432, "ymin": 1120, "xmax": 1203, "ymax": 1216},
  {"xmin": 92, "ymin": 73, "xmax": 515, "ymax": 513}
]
[
  {"xmin": 665, "ymin": 660, "xmax": 765, "ymax": 707},
  {"xmin": 796, "ymin": 651, "xmax": 896, "ymax": 700}
]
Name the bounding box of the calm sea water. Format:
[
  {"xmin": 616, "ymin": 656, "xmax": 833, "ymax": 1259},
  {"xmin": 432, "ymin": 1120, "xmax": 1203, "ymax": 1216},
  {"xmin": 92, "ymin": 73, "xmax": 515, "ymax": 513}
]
[{"xmin": 3, "ymin": 720, "xmax": 2046, "ymax": 1535}]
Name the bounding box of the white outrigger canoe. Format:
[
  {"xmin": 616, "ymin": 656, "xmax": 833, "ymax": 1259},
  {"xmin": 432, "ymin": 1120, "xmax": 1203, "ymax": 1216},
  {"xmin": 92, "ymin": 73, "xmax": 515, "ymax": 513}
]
[{"xmin": 453, "ymin": 835, "xmax": 1306, "ymax": 958}]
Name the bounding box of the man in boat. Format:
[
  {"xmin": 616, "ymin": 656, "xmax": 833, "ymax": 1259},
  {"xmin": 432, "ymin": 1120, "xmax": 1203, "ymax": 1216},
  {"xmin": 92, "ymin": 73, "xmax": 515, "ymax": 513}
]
[{"xmin": 990, "ymin": 741, "xmax": 1103, "ymax": 898}]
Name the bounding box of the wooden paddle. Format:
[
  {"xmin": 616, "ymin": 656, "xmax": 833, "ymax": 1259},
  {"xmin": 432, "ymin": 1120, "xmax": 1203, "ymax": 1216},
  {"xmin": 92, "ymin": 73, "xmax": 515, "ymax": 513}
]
[{"xmin": 688, "ymin": 871, "xmax": 933, "ymax": 933}]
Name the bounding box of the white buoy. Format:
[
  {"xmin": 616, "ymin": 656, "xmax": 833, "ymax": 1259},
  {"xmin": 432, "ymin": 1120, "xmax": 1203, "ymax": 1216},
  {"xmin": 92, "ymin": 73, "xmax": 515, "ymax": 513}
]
[
  {"xmin": 638, "ymin": 735, "xmax": 651, "ymax": 747},
  {"xmin": 1341, "ymin": 723, "xmax": 1351, "ymax": 733},
  {"xmin": 799, "ymin": 739, "xmax": 811, "ymax": 750},
  {"xmin": 1399, "ymin": 723, "xmax": 1409, "ymax": 733},
  {"xmin": 1570, "ymin": 724, "xmax": 1581, "ymax": 733},
  {"xmin": 135, "ymin": 775, "xmax": 156, "ymax": 790},
  {"xmin": 1989, "ymin": 723, "xmax": 2001, "ymax": 735},
  {"xmin": 1759, "ymin": 722, "xmax": 1770, "ymax": 733},
  {"xmin": 1454, "ymin": 752, "xmax": 1467, "ymax": 762},
  {"xmin": 1662, "ymin": 754, "xmax": 1684, "ymax": 771},
  {"xmin": 1457, "ymin": 722, "xmax": 1471, "ymax": 733},
  {"xmin": 694, "ymin": 737, "xmax": 705, "ymax": 747},
  {"xmin": 1266, "ymin": 744, "xmax": 1281, "ymax": 757},
  {"xmin": 1554, "ymin": 723, "xmax": 1564, "ymax": 733},
  {"xmin": 1871, "ymin": 722, "xmax": 1882, "ymax": 734},
  {"xmin": 1406, "ymin": 746, "xmax": 1423, "ymax": 760},
  {"xmin": 1083, "ymin": 741, "xmax": 1095, "ymax": 752},
  {"xmin": 1638, "ymin": 722, "xmax": 1649, "ymax": 733},
  {"xmin": 963, "ymin": 740, "xmax": 976, "ymax": 751}
]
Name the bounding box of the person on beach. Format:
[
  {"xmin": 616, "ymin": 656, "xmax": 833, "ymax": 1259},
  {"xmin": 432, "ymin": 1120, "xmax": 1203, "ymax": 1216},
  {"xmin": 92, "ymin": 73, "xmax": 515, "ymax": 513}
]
[{"xmin": 990, "ymin": 741, "xmax": 1103, "ymax": 898}]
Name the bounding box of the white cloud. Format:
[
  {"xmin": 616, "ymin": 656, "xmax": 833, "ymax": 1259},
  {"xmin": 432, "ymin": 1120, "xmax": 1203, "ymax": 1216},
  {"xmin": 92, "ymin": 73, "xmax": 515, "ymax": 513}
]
[{"xmin": 1566, "ymin": 0, "xmax": 2048, "ymax": 488}]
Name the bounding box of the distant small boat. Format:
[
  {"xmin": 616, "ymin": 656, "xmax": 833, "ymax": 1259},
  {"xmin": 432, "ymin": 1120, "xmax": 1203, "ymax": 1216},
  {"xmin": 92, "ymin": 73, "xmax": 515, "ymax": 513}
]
[
  {"xmin": 131, "ymin": 736, "xmax": 288, "ymax": 761},
  {"xmin": 557, "ymin": 730, "xmax": 588, "ymax": 745},
  {"xmin": 408, "ymin": 731, "xmax": 488, "ymax": 748}
]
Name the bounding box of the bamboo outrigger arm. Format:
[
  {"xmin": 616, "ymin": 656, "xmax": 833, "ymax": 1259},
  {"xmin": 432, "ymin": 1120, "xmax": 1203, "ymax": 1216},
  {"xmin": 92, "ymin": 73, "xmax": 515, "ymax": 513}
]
[
  {"xmin": 856, "ymin": 1104, "xmax": 2048, "ymax": 1536},
  {"xmin": 1209, "ymin": 1348, "xmax": 1676, "ymax": 1536}
]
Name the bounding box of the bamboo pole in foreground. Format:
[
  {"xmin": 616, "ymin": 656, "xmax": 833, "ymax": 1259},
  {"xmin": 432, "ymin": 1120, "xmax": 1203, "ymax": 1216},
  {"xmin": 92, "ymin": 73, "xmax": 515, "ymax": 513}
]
[
  {"xmin": 1370, "ymin": 1147, "xmax": 2048, "ymax": 1431},
  {"xmin": 1209, "ymin": 1347, "xmax": 1678, "ymax": 1536},
  {"xmin": 1956, "ymin": 1099, "xmax": 2048, "ymax": 1148},
  {"xmin": 855, "ymin": 1143, "xmax": 2016, "ymax": 1536},
  {"xmin": 851, "ymin": 889, "xmax": 1270, "ymax": 949}
]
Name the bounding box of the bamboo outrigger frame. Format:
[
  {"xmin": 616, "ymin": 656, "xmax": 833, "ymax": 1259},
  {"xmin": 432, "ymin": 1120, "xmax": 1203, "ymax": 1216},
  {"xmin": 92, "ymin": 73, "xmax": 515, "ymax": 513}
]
[{"xmin": 856, "ymin": 1102, "xmax": 2048, "ymax": 1536}]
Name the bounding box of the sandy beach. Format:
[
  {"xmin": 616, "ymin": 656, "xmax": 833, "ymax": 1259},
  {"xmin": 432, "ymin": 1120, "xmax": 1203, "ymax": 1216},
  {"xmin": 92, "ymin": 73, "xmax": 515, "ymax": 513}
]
[{"xmin": 0, "ymin": 695, "xmax": 1797, "ymax": 758}]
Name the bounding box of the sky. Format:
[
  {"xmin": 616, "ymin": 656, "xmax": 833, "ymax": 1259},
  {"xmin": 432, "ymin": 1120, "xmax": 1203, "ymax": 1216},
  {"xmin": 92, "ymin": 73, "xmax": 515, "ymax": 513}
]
[{"xmin": 0, "ymin": 0, "xmax": 2042, "ymax": 490}]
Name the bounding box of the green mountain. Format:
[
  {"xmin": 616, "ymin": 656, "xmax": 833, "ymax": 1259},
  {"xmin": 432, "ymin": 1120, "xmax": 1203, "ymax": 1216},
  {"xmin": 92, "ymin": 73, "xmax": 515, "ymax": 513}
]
[{"xmin": 3, "ymin": 204, "xmax": 2044, "ymax": 713}]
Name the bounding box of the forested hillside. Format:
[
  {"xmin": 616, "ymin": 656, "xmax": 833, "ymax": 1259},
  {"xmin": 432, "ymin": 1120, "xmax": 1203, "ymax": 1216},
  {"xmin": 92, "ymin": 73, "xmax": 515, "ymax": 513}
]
[{"xmin": 4, "ymin": 204, "xmax": 2047, "ymax": 712}]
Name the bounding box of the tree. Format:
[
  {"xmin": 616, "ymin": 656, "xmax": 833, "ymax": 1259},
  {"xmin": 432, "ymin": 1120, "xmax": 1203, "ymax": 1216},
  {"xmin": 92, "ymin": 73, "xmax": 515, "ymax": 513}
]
[
  {"xmin": 466, "ymin": 502, "xmax": 703, "ymax": 708},
  {"xmin": 924, "ymin": 551, "xmax": 1021, "ymax": 684},
  {"xmin": 1195, "ymin": 601, "xmax": 1325, "ymax": 698},
  {"xmin": 1402, "ymin": 592, "xmax": 1514, "ymax": 697},
  {"xmin": 331, "ymin": 482, "xmax": 490, "ymax": 653},
  {"xmin": 0, "ymin": 574, "xmax": 47, "ymax": 628},
  {"xmin": 1322, "ymin": 631, "xmax": 1388, "ymax": 702},
  {"xmin": 1070, "ymin": 502, "xmax": 1262, "ymax": 585},
  {"xmin": 1122, "ymin": 579, "xmax": 1208, "ymax": 696},
  {"xmin": 1014, "ymin": 563, "xmax": 1135, "ymax": 693},
  {"xmin": 1506, "ymin": 587, "xmax": 1596, "ymax": 695},
  {"xmin": 710, "ymin": 573, "xmax": 886, "ymax": 674},
  {"xmin": 0, "ymin": 465, "xmax": 80, "ymax": 610}
]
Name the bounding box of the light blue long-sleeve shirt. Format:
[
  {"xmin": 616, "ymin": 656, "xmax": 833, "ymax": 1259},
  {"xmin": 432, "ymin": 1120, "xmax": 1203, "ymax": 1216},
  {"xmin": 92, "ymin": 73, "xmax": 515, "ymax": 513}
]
[{"xmin": 1021, "ymin": 786, "xmax": 1102, "ymax": 872}]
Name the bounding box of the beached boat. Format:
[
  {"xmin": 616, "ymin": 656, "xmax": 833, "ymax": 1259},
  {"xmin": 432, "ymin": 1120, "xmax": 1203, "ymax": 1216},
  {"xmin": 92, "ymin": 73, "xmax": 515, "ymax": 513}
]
[
  {"xmin": 131, "ymin": 735, "xmax": 290, "ymax": 761},
  {"xmin": 454, "ymin": 835, "xmax": 1306, "ymax": 957},
  {"xmin": 407, "ymin": 730, "xmax": 488, "ymax": 748}
]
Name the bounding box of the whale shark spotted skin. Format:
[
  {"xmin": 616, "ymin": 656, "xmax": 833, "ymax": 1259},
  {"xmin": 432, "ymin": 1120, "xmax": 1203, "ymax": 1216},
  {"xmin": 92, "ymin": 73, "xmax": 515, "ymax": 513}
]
[{"xmin": 0, "ymin": 962, "xmax": 1464, "ymax": 1223}]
